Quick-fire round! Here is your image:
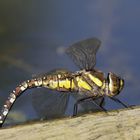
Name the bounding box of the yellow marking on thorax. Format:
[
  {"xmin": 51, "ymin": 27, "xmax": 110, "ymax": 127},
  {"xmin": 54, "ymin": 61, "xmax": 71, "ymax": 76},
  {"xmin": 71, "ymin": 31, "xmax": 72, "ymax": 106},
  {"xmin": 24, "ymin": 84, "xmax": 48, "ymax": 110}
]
[
  {"xmin": 76, "ymin": 76, "xmax": 91, "ymax": 90},
  {"xmin": 59, "ymin": 79, "xmax": 75, "ymax": 89},
  {"xmin": 88, "ymin": 74, "xmax": 103, "ymax": 87},
  {"xmin": 101, "ymin": 80, "xmax": 106, "ymax": 90}
]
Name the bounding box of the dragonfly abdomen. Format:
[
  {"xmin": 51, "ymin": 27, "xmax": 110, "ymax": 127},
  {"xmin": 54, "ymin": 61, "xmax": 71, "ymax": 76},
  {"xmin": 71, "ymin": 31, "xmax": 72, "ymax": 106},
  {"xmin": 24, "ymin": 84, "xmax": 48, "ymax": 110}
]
[{"xmin": 0, "ymin": 72, "xmax": 78, "ymax": 126}]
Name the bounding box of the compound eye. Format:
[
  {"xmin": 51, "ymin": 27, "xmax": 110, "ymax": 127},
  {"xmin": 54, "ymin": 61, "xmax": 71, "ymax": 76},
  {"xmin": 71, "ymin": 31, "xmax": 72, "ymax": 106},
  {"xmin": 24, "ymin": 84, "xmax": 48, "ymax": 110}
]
[{"xmin": 108, "ymin": 72, "xmax": 123, "ymax": 95}]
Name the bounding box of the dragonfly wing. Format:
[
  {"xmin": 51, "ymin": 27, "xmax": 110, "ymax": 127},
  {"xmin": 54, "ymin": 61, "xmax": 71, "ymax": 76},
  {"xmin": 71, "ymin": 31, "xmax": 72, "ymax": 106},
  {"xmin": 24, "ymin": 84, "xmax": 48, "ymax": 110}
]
[
  {"xmin": 66, "ymin": 38, "xmax": 101, "ymax": 70},
  {"xmin": 32, "ymin": 88, "xmax": 70, "ymax": 119}
]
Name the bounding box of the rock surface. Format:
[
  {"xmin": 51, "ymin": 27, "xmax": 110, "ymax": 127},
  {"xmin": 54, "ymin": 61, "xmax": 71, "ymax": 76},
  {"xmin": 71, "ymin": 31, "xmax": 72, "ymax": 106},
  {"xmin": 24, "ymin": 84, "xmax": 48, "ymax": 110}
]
[{"xmin": 0, "ymin": 107, "xmax": 140, "ymax": 140}]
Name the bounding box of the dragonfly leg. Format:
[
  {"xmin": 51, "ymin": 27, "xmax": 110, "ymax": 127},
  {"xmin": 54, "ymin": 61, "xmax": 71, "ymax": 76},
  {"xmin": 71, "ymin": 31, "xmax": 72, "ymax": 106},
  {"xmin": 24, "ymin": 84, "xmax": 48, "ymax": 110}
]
[
  {"xmin": 109, "ymin": 97, "xmax": 131, "ymax": 108},
  {"xmin": 73, "ymin": 96, "xmax": 107, "ymax": 116},
  {"xmin": 73, "ymin": 96, "xmax": 94, "ymax": 116},
  {"xmin": 99, "ymin": 97, "xmax": 105, "ymax": 106},
  {"xmin": 91, "ymin": 97, "xmax": 107, "ymax": 112}
]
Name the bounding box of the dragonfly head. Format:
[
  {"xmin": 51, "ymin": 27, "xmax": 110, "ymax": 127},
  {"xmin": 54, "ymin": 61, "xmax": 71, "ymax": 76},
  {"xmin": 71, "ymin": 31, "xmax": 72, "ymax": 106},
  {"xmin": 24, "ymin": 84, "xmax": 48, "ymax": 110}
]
[{"xmin": 107, "ymin": 72, "xmax": 124, "ymax": 96}]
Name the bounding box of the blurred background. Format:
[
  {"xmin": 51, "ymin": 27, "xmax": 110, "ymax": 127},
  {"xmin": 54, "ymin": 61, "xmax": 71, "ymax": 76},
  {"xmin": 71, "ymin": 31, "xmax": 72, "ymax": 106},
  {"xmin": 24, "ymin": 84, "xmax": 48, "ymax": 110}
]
[{"xmin": 0, "ymin": 0, "xmax": 140, "ymax": 126}]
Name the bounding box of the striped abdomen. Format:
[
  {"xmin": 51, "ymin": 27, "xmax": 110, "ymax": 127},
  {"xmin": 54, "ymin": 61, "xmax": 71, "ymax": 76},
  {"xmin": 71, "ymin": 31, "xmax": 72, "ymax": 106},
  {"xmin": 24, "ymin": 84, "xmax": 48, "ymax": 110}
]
[{"xmin": 0, "ymin": 70, "xmax": 76, "ymax": 126}]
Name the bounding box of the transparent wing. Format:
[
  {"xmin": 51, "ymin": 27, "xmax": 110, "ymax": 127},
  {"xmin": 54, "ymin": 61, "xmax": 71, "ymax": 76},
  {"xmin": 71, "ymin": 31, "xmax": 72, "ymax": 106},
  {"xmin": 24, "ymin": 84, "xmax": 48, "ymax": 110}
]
[
  {"xmin": 32, "ymin": 69, "xmax": 71, "ymax": 119},
  {"xmin": 66, "ymin": 38, "xmax": 101, "ymax": 70},
  {"xmin": 32, "ymin": 88, "xmax": 70, "ymax": 119},
  {"xmin": 32, "ymin": 90, "xmax": 104, "ymax": 119}
]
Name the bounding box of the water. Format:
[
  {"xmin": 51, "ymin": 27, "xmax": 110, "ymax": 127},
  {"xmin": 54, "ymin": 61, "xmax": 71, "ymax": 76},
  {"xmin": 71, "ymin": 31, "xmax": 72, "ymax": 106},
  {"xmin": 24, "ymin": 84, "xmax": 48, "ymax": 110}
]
[{"xmin": 0, "ymin": 0, "xmax": 140, "ymax": 126}]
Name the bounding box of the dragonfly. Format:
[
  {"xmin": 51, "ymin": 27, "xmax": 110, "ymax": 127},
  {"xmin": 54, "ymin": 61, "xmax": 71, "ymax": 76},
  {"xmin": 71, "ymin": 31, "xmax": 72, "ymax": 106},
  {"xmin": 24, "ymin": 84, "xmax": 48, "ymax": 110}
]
[{"xmin": 0, "ymin": 38, "xmax": 129, "ymax": 127}]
